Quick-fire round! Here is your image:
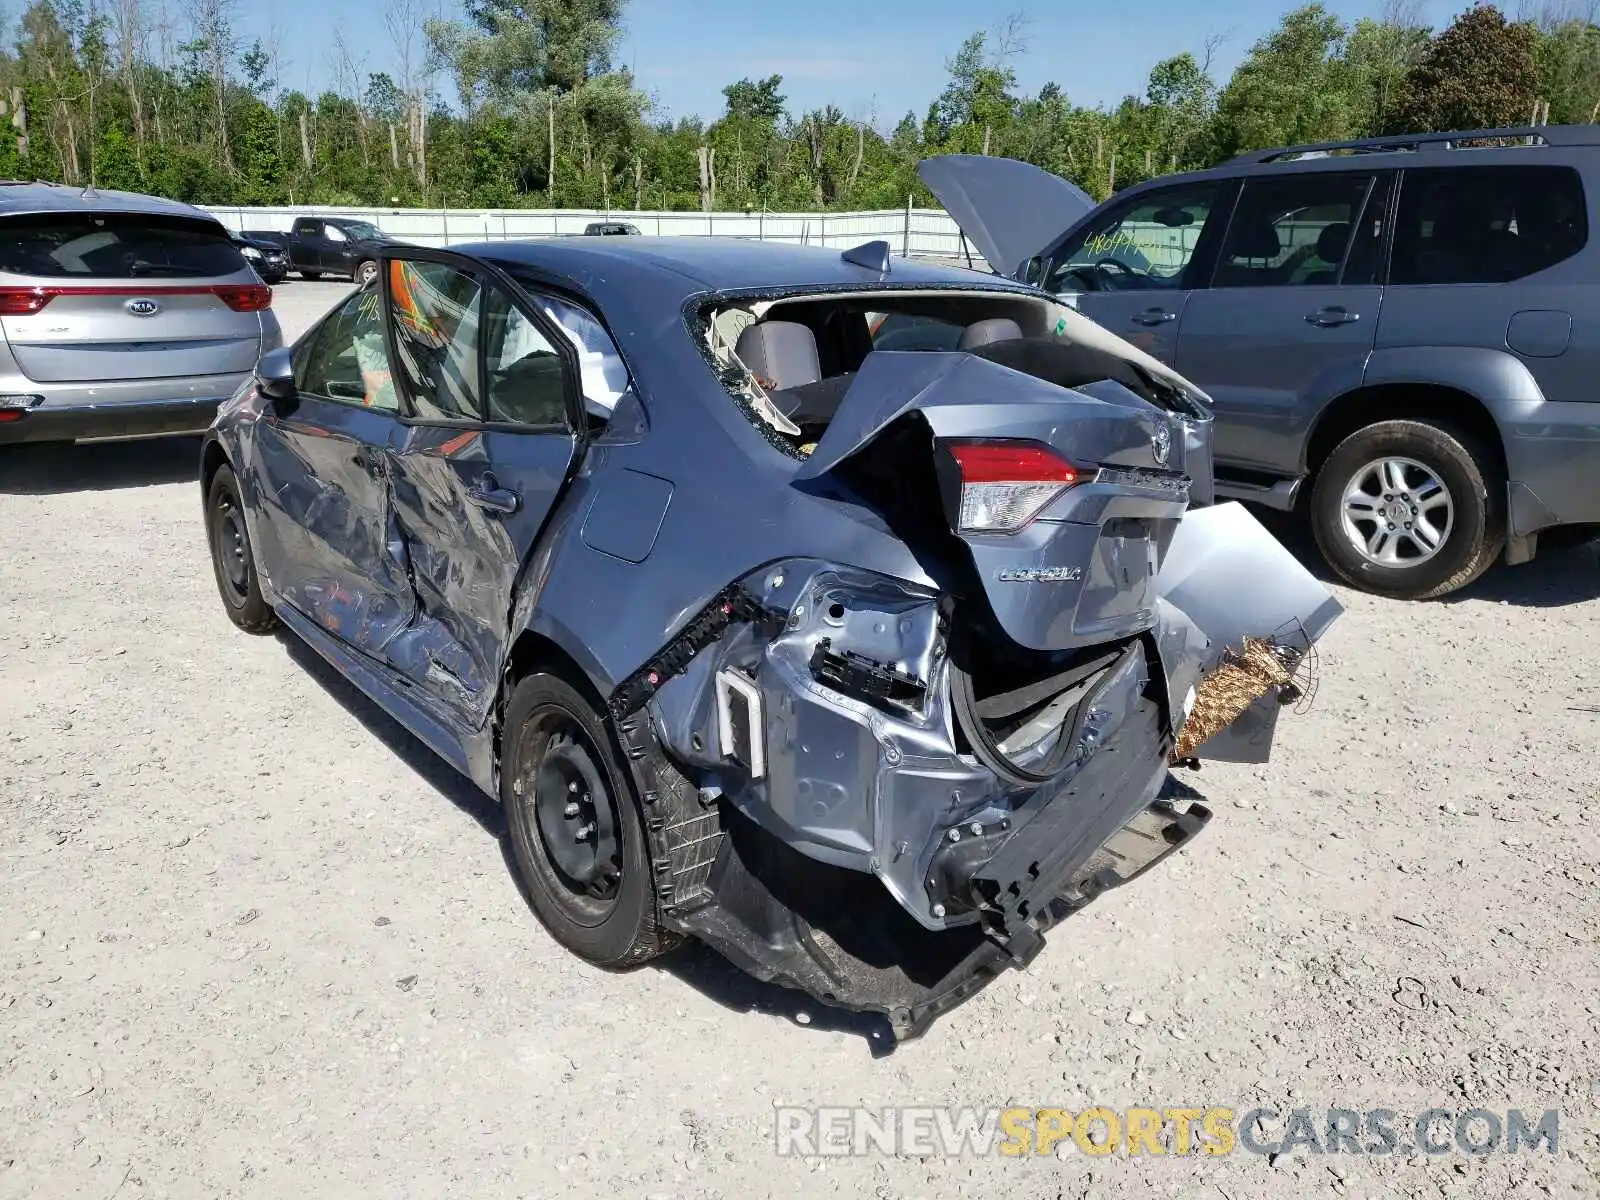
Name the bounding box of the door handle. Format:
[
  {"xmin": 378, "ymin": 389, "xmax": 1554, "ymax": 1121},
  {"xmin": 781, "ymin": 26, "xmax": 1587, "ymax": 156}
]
[
  {"xmin": 468, "ymin": 472, "xmax": 520, "ymax": 515},
  {"xmin": 1306, "ymin": 307, "xmax": 1360, "ymax": 327},
  {"xmin": 1131, "ymin": 308, "xmax": 1176, "ymax": 326}
]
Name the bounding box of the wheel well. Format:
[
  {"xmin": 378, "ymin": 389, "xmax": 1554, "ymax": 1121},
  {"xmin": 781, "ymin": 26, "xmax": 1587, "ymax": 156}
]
[
  {"xmin": 200, "ymin": 438, "xmax": 230, "ymax": 497},
  {"xmin": 1305, "ymin": 384, "xmax": 1507, "ymax": 483},
  {"xmin": 495, "ymin": 630, "xmax": 607, "ymax": 768}
]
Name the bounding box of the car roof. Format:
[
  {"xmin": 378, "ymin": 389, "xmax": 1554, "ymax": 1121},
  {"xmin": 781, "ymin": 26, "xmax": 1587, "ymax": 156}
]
[
  {"xmin": 1110, "ymin": 123, "xmax": 1600, "ymax": 203},
  {"xmin": 0, "ymin": 180, "xmax": 222, "ymax": 222},
  {"xmin": 471, "ymin": 235, "xmax": 1030, "ymax": 297}
]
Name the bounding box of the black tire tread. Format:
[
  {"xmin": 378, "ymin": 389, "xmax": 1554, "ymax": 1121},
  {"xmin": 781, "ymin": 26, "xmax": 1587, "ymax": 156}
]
[
  {"xmin": 206, "ymin": 463, "xmax": 280, "ymax": 635},
  {"xmin": 501, "ymin": 673, "xmax": 671, "ymax": 969}
]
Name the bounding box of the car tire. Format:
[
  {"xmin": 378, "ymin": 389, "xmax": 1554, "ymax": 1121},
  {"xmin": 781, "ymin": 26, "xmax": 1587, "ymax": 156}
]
[
  {"xmin": 1310, "ymin": 419, "xmax": 1504, "ymax": 601},
  {"xmin": 501, "ymin": 672, "xmax": 671, "ymax": 968},
  {"xmin": 300, "ymin": 270, "xmax": 321, "ymax": 281},
  {"xmin": 355, "ymin": 260, "xmax": 378, "ymax": 287},
  {"xmin": 205, "ymin": 463, "xmax": 280, "ymax": 634}
]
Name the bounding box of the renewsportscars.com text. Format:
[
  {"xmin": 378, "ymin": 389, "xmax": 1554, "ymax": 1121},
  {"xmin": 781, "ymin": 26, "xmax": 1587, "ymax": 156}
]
[{"xmin": 773, "ymin": 1105, "xmax": 1561, "ymax": 1159}]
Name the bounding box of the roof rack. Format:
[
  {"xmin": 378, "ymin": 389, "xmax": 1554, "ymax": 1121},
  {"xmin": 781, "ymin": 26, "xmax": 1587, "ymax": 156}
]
[{"xmin": 1227, "ymin": 124, "xmax": 1600, "ymax": 166}]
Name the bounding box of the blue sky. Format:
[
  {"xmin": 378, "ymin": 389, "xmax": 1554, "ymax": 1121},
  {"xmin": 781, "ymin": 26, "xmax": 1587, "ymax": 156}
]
[{"xmin": 248, "ymin": 0, "xmax": 1459, "ymax": 128}]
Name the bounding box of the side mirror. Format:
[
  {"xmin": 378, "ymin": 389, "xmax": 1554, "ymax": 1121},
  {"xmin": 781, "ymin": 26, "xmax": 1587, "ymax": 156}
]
[{"xmin": 255, "ymin": 347, "xmax": 297, "ymax": 407}]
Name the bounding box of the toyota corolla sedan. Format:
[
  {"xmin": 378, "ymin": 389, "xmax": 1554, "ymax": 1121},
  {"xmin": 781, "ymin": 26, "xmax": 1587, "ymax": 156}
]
[{"xmin": 199, "ymin": 236, "xmax": 1341, "ymax": 1039}]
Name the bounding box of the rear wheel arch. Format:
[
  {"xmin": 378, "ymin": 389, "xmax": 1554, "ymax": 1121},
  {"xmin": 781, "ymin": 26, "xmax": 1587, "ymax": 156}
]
[
  {"xmin": 1303, "ymin": 382, "xmax": 1508, "ymax": 486},
  {"xmin": 496, "ymin": 630, "xmax": 613, "ymax": 773}
]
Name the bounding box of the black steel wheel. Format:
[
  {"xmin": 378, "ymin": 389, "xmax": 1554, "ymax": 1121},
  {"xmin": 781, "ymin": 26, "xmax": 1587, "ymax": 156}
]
[
  {"xmin": 501, "ymin": 673, "xmax": 669, "ymax": 966},
  {"xmin": 205, "ymin": 463, "xmax": 279, "ymax": 634}
]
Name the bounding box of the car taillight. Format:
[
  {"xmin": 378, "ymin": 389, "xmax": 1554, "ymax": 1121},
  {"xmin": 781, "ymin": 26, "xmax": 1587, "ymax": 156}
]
[
  {"xmin": 0, "ymin": 287, "xmax": 52, "ymax": 315},
  {"xmin": 944, "ymin": 439, "xmax": 1087, "ymax": 533},
  {"xmin": 214, "ymin": 283, "xmax": 273, "ymax": 312}
]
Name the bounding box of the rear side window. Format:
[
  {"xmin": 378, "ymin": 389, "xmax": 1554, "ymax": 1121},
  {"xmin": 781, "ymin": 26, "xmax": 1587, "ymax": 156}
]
[
  {"xmin": 1211, "ymin": 173, "xmax": 1374, "ymax": 287},
  {"xmin": 0, "ymin": 213, "xmax": 246, "ymax": 279},
  {"xmin": 1390, "ymin": 166, "xmax": 1587, "ymax": 285}
]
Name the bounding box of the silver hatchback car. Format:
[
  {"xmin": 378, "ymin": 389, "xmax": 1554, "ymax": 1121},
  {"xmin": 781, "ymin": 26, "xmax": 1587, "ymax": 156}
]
[{"xmin": 0, "ymin": 183, "xmax": 283, "ymax": 445}]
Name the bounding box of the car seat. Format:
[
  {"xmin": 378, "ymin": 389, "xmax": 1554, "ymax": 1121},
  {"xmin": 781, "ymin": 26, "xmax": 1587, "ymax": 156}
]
[
  {"xmin": 734, "ymin": 321, "xmax": 822, "ymax": 391},
  {"xmin": 957, "ymin": 318, "xmax": 1023, "ymax": 350},
  {"xmin": 1301, "ymin": 222, "xmax": 1351, "ymax": 285}
]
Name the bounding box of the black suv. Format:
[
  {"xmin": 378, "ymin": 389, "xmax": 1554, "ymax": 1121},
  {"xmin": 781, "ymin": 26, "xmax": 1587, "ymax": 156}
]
[{"xmin": 923, "ymin": 125, "xmax": 1600, "ymax": 599}]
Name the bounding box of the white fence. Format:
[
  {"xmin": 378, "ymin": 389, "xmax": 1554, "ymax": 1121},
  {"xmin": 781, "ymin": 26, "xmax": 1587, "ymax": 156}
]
[{"xmin": 200, "ymin": 204, "xmax": 976, "ymax": 261}]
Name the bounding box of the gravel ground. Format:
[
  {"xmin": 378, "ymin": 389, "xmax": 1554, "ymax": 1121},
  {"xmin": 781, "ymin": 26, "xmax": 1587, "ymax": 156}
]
[{"xmin": 2, "ymin": 280, "xmax": 1598, "ymax": 1200}]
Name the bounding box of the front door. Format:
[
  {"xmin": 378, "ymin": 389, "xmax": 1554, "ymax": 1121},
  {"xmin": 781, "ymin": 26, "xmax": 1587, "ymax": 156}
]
[
  {"xmin": 1035, "ymin": 178, "xmax": 1234, "ymax": 365},
  {"xmin": 375, "ymin": 253, "xmax": 586, "ymax": 730},
  {"xmin": 287, "ymin": 218, "xmax": 322, "ymax": 274},
  {"xmin": 1175, "ymin": 171, "xmax": 1391, "ymax": 476},
  {"xmin": 247, "ymin": 284, "xmax": 418, "ymax": 655},
  {"xmin": 322, "ymin": 223, "xmax": 356, "ymax": 274}
]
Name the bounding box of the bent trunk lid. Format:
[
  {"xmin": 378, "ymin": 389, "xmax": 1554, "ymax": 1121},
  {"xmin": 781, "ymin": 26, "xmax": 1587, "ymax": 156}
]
[
  {"xmin": 917, "ymin": 154, "xmax": 1097, "ymax": 279},
  {"xmin": 794, "ymin": 349, "xmax": 1196, "ymax": 652}
]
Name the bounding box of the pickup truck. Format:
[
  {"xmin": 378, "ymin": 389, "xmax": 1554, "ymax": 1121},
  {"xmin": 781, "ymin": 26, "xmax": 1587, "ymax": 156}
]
[{"xmin": 278, "ymin": 217, "xmax": 405, "ymax": 285}]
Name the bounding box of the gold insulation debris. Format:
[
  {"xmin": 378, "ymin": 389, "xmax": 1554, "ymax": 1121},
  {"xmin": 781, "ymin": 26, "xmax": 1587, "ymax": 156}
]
[{"xmin": 1172, "ymin": 636, "xmax": 1295, "ymax": 761}]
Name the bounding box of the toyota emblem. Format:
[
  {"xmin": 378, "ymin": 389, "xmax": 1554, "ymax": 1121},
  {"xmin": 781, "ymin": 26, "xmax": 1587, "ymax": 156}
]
[
  {"xmin": 126, "ymin": 298, "xmax": 160, "ymax": 317},
  {"xmin": 1151, "ymin": 423, "xmax": 1172, "ymax": 467}
]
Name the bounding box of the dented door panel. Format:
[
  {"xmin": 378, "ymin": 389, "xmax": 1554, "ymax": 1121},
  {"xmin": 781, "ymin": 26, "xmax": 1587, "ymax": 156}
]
[
  {"xmin": 247, "ymin": 396, "xmax": 417, "ymax": 654},
  {"xmin": 385, "ymin": 423, "xmax": 578, "ymax": 729}
]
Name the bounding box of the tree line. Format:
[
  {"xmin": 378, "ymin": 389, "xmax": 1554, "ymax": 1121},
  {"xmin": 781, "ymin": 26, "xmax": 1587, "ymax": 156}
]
[{"xmin": 0, "ymin": 0, "xmax": 1588, "ymax": 212}]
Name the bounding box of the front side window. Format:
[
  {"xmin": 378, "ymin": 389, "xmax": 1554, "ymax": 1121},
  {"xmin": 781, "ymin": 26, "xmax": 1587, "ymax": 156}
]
[
  {"xmin": 325, "ymin": 224, "xmax": 348, "ymax": 244},
  {"xmin": 293, "ymin": 287, "xmax": 398, "ymax": 410},
  {"xmin": 387, "ymin": 259, "xmax": 483, "ymax": 422},
  {"xmin": 1211, "ymin": 173, "xmax": 1375, "ymax": 288},
  {"xmin": 342, "ymin": 221, "xmax": 383, "ymax": 241},
  {"xmin": 1044, "ymin": 182, "xmax": 1225, "ymax": 293},
  {"xmin": 1390, "ymin": 165, "xmax": 1588, "ymax": 285}
]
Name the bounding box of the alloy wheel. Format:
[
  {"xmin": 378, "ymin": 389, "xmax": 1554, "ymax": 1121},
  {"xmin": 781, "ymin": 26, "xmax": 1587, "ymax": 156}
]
[{"xmin": 1339, "ymin": 456, "xmax": 1455, "ymax": 567}]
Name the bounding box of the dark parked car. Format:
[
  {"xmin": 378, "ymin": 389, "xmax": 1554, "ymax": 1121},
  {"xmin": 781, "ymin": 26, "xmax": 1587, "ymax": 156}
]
[
  {"xmin": 0, "ymin": 183, "xmax": 282, "ymax": 445},
  {"xmin": 583, "ymin": 220, "xmax": 640, "ymax": 235},
  {"xmin": 921, "ymin": 124, "xmax": 1600, "ymax": 600},
  {"xmin": 199, "ymin": 237, "xmax": 1338, "ymax": 1037},
  {"xmin": 284, "ymin": 216, "xmax": 403, "ymax": 285},
  {"xmin": 229, "ymin": 230, "xmax": 288, "ymax": 284}
]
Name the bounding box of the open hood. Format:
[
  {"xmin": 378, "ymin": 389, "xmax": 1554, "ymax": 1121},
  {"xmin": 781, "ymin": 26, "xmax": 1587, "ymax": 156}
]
[{"xmin": 918, "ymin": 154, "xmax": 1098, "ymax": 279}]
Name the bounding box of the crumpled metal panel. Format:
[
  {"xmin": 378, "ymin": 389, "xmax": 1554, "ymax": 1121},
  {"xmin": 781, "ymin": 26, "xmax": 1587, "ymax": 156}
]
[{"xmin": 1153, "ymin": 501, "xmax": 1345, "ymax": 763}]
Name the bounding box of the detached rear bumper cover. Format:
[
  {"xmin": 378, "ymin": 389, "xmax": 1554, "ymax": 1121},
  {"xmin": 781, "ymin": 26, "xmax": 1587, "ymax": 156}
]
[{"xmin": 614, "ymin": 503, "xmax": 1339, "ymax": 1038}]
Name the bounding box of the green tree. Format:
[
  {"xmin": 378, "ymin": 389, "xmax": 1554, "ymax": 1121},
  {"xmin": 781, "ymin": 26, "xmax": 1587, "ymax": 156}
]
[
  {"xmin": 1387, "ymin": 5, "xmax": 1540, "ymax": 133},
  {"xmin": 1212, "ymin": 5, "xmax": 1362, "ymax": 157}
]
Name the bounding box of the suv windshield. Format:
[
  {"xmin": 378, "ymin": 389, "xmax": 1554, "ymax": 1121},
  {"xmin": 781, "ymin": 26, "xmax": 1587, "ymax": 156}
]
[{"xmin": 0, "ymin": 213, "xmax": 247, "ymax": 278}]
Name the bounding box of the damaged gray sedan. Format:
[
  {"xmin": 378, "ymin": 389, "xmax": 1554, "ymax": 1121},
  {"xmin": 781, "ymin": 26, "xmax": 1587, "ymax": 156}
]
[{"xmin": 200, "ymin": 237, "xmax": 1341, "ymax": 1040}]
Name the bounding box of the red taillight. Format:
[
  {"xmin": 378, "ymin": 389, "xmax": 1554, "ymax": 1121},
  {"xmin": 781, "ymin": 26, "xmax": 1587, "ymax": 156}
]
[
  {"xmin": 0, "ymin": 287, "xmax": 53, "ymax": 315},
  {"xmin": 214, "ymin": 283, "xmax": 273, "ymax": 312},
  {"xmin": 0, "ymin": 282, "xmax": 272, "ymax": 314},
  {"xmin": 944, "ymin": 439, "xmax": 1087, "ymax": 533}
]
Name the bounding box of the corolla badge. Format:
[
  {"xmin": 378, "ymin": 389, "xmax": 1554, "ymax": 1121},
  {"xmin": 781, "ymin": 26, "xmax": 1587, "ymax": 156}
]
[
  {"xmin": 1151, "ymin": 423, "xmax": 1172, "ymax": 466},
  {"xmin": 125, "ymin": 298, "xmax": 161, "ymax": 317},
  {"xmin": 997, "ymin": 566, "xmax": 1083, "ymax": 583}
]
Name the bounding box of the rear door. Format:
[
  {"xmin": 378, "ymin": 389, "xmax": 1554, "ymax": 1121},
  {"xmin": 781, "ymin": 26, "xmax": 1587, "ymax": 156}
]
[
  {"xmin": 1174, "ymin": 170, "xmax": 1390, "ymax": 475},
  {"xmin": 0, "ymin": 210, "xmax": 267, "ymax": 384},
  {"xmin": 377, "ymin": 252, "xmax": 585, "ymax": 729},
  {"xmin": 1033, "ymin": 179, "xmax": 1235, "ymax": 365},
  {"xmin": 247, "ymin": 284, "xmax": 418, "ymax": 655}
]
